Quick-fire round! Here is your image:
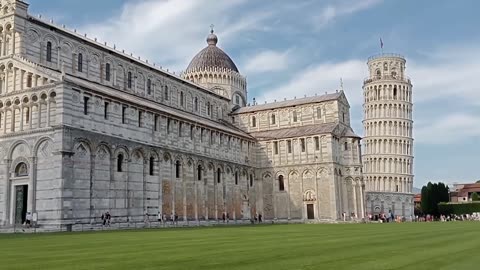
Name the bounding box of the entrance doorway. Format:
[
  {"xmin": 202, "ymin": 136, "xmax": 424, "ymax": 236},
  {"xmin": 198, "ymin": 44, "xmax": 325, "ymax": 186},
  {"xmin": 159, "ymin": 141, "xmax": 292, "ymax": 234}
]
[
  {"xmin": 14, "ymin": 185, "xmax": 28, "ymax": 224},
  {"xmin": 306, "ymin": 204, "xmax": 314, "ymax": 219}
]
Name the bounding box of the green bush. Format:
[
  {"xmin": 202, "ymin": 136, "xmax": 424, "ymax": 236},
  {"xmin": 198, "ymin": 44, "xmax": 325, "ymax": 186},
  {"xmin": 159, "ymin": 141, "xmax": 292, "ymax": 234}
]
[
  {"xmin": 472, "ymin": 192, "xmax": 480, "ymax": 201},
  {"xmin": 438, "ymin": 202, "xmax": 480, "ymax": 215}
]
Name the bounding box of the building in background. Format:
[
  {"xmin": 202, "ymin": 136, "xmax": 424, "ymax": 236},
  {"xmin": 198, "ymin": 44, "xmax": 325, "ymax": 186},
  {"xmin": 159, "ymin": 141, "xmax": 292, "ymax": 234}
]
[{"xmin": 362, "ymin": 53, "xmax": 415, "ymax": 218}]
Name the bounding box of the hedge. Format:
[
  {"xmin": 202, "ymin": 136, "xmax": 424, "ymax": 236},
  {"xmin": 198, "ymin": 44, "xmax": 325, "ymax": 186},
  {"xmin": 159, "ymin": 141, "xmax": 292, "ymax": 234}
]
[{"xmin": 438, "ymin": 202, "xmax": 480, "ymax": 215}]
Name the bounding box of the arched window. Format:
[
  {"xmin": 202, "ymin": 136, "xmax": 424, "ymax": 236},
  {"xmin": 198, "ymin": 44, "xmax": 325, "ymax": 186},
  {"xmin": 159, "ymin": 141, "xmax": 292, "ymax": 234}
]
[
  {"xmin": 117, "ymin": 154, "xmax": 124, "ymax": 172},
  {"xmin": 383, "ymin": 62, "xmax": 388, "ymax": 71},
  {"xmin": 217, "ymin": 168, "xmax": 221, "ymax": 184},
  {"xmin": 235, "ymin": 171, "xmax": 239, "ymax": 185},
  {"xmin": 393, "ymin": 86, "xmax": 397, "ymax": 99},
  {"xmin": 278, "ymin": 175, "xmax": 285, "ymax": 191},
  {"xmin": 271, "ymin": 114, "xmax": 276, "ymax": 125},
  {"xmin": 105, "ymin": 63, "xmax": 111, "ymax": 81},
  {"xmin": 175, "ymin": 160, "xmax": 181, "ymax": 178},
  {"xmin": 194, "ymin": 97, "xmax": 198, "ymax": 111},
  {"xmin": 344, "ymin": 142, "xmax": 348, "ymax": 151},
  {"xmin": 78, "ymin": 53, "xmax": 83, "ymax": 72},
  {"xmin": 15, "ymin": 162, "xmax": 28, "ymax": 177},
  {"xmin": 376, "ymin": 69, "xmax": 381, "ymax": 79},
  {"xmin": 147, "ymin": 79, "xmax": 152, "ymax": 95},
  {"xmin": 46, "ymin": 41, "xmax": 52, "ymax": 62},
  {"xmin": 180, "ymin": 91, "xmax": 184, "ymax": 107},
  {"xmin": 149, "ymin": 157, "xmax": 155, "ymax": 176},
  {"xmin": 252, "ymin": 116, "xmax": 256, "ymax": 127},
  {"xmin": 127, "ymin": 72, "xmax": 132, "ymax": 89},
  {"xmin": 164, "ymin": 86, "xmax": 169, "ymax": 100},
  {"xmin": 197, "ymin": 165, "xmax": 202, "ymax": 181}
]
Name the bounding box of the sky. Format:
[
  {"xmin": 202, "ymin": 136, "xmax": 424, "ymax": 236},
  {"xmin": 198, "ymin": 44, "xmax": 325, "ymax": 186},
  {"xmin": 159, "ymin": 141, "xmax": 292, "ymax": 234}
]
[{"xmin": 28, "ymin": 0, "xmax": 480, "ymax": 188}]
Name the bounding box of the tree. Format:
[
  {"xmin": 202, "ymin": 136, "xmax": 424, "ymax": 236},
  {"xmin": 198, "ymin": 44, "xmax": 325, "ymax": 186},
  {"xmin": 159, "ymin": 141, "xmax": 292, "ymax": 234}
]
[
  {"xmin": 476, "ymin": 180, "xmax": 480, "ymax": 183},
  {"xmin": 472, "ymin": 192, "xmax": 480, "ymax": 201},
  {"xmin": 420, "ymin": 182, "xmax": 450, "ymax": 216}
]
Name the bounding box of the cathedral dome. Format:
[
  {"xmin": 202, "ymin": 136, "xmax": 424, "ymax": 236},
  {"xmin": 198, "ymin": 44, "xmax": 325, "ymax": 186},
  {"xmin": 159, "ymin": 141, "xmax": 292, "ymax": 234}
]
[{"xmin": 186, "ymin": 30, "xmax": 239, "ymax": 73}]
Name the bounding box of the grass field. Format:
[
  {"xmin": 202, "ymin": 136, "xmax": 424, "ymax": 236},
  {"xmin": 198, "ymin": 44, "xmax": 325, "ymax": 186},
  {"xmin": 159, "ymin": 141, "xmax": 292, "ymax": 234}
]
[{"xmin": 0, "ymin": 222, "xmax": 478, "ymax": 270}]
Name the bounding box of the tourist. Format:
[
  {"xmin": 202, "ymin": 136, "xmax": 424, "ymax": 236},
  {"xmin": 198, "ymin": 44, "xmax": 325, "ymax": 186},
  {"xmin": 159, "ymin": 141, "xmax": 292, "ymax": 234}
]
[
  {"xmin": 25, "ymin": 212, "xmax": 32, "ymax": 228},
  {"xmin": 226, "ymin": 213, "xmax": 230, "ymax": 223},
  {"xmin": 157, "ymin": 212, "xmax": 162, "ymax": 223},
  {"xmin": 144, "ymin": 213, "xmax": 149, "ymax": 227},
  {"xmin": 259, "ymin": 214, "xmax": 262, "ymax": 223},
  {"xmin": 106, "ymin": 211, "xmax": 111, "ymax": 227},
  {"xmin": 222, "ymin": 212, "xmax": 226, "ymax": 223},
  {"xmin": 101, "ymin": 212, "xmax": 106, "ymax": 227}
]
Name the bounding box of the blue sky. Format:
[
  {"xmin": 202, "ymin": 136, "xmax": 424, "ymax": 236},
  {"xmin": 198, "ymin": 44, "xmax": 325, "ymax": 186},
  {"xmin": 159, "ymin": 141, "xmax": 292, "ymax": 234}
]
[{"xmin": 29, "ymin": 0, "xmax": 480, "ymax": 187}]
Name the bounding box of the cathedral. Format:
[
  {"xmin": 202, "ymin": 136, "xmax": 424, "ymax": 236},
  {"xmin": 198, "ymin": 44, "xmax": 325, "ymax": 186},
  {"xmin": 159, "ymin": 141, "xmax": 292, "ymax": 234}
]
[{"xmin": 0, "ymin": 1, "xmax": 412, "ymax": 231}]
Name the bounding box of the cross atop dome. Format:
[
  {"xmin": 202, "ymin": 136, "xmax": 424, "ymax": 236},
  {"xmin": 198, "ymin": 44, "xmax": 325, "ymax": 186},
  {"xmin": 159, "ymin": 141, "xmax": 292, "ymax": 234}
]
[{"xmin": 207, "ymin": 25, "xmax": 218, "ymax": 46}]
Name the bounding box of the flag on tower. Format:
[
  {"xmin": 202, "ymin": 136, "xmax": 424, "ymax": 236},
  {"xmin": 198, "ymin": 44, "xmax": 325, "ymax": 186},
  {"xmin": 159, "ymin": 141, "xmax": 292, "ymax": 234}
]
[{"xmin": 380, "ymin": 38, "xmax": 384, "ymax": 49}]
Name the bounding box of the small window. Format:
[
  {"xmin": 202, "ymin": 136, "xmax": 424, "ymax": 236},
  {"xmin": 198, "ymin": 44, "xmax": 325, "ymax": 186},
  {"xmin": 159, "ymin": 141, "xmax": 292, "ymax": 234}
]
[
  {"xmin": 301, "ymin": 138, "xmax": 306, "ymax": 152},
  {"xmin": 235, "ymin": 172, "xmax": 239, "ymax": 185},
  {"xmin": 138, "ymin": 110, "xmax": 142, "ymax": 127},
  {"xmin": 154, "ymin": 115, "xmax": 158, "ymax": 131},
  {"xmin": 164, "ymin": 86, "xmax": 169, "ymax": 100},
  {"xmin": 46, "ymin": 41, "xmax": 52, "ymax": 62},
  {"xmin": 278, "ymin": 175, "xmax": 285, "ymax": 191},
  {"xmin": 83, "ymin": 96, "xmax": 89, "ymax": 115},
  {"xmin": 287, "ymin": 140, "xmax": 292, "ymax": 153},
  {"xmin": 210, "ymin": 131, "xmax": 214, "ymax": 145},
  {"xmin": 127, "ymin": 72, "xmax": 132, "ymax": 89},
  {"xmin": 25, "ymin": 108, "xmax": 30, "ymax": 124},
  {"xmin": 194, "ymin": 97, "xmax": 198, "ymax": 111},
  {"xmin": 15, "ymin": 162, "xmax": 28, "ymax": 177},
  {"xmin": 396, "ymin": 185, "xmax": 399, "ymax": 192},
  {"xmin": 342, "ymin": 113, "xmax": 345, "ymax": 122},
  {"xmin": 175, "ymin": 161, "xmax": 181, "ymax": 178},
  {"xmin": 180, "ymin": 92, "xmax": 184, "ymax": 107},
  {"xmin": 26, "ymin": 74, "xmax": 32, "ymax": 88},
  {"xmin": 293, "ymin": 111, "xmax": 298, "ymax": 122},
  {"xmin": 78, "ymin": 53, "xmax": 83, "ymax": 72},
  {"xmin": 190, "ymin": 125, "xmax": 194, "ymax": 140},
  {"xmin": 217, "ymin": 169, "xmax": 221, "ymax": 184},
  {"xmin": 274, "ymin": 141, "xmax": 279, "ymax": 155},
  {"xmin": 105, "ymin": 63, "xmax": 111, "ymax": 81},
  {"xmin": 393, "ymin": 87, "xmax": 397, "ymax": 99},
  {"xmin": 104, "ymin": 102, "xmax": 109, "ymax": 120},
  {"xmin": 122, "ymin": 106, "xmax": 127, "ymax": 124},
  {"xmin": 149, "ymin": 157, "xmax": 155, "ymax": 176},
  {"xmin": 252, "ymin": 116, "xmax": 256, "ymax": 127},
  {"xmin": 271, "ymin": 114, "xmax": 276, "ymax": 125},
  {"xmin": 167, "ymin": 119, "xmax": 171, "ymax": 134},
  {"xmin": 249, "ymin": 174, "xmax": 253, "ymax": 187},
  {"xmin": 317, "ymin": 107, "xmax": 322, "ymax": 119},
  {"xmin": 197, "ymin": 165, "xmax": 202, "ymax": 181},
  {"xmin": 117, "ymin": 154, "xmax": 124, "ymax": 172},
  {"xmin": 147, "ymin": 79, "xmax": 152, "ymax": 95},
  {"xmin": 344, "ymin": 142, "xmax": 348, "ymax": 151},
  {"xmin": 235, "ymin": 95, "xmax": 240, "ymax": 105},
  {"xmin": 315, "ymin": 137, "xmax": 320, "ymax": 150},
  {"xmin": 207, "ymin": 102, "xmax": 211, "ymax": 115},
  {"xmin": 179, "ymin": 122, "xmax": 183, "ymax": 137}
]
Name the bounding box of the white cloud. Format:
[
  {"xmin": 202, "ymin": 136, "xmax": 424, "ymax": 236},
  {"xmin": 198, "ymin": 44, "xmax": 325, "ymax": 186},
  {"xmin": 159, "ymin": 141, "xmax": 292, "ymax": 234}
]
[
  {"xmin": 313, "ymin": 0, "xmax": 383, "ymax": 29},
  {"xmin": 244, "ymin": 50, "xmax": 290, "ymax": 73},
  {"xmin": 415, "ymin": 113, "xmax": 480, "ymax": 144},
  {"xmin": 259, "ymin": 59, "xmax": 365, "ymax": 105},
  {"xmin": 79, "ymin": 0, "xmax": 271, "ymax": 71}
]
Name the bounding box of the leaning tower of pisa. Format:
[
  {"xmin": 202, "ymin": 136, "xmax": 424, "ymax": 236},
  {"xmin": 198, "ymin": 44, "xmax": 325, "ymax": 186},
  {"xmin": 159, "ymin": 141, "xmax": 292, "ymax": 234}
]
[{"xmin": 362, "ymin": 53, "xmax": 414, "ymax": 219}]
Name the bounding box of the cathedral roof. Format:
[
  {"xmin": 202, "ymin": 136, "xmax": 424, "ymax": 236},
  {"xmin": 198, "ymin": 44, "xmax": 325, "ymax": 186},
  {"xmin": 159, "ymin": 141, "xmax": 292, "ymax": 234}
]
[
  {"xmin": 232, "ymin": 92, "xmax": 343, "ymax": 114},
  {"xmin": 248, "ymin": 123, "xmax": 338, "ymax": 140},
  {"xmin": 186, "ymin": 30, "xmax": 239, "ymax": 73}
]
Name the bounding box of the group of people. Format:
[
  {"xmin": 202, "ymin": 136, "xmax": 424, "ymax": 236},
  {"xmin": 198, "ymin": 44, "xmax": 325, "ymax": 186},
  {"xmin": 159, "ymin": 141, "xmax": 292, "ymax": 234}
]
[
  {"xmin": 367, "ymin": 211, "xmax": 408, "ymax": 223},
  {"xmin": 100, "ymin": 212, "xmax": 112, "ymax": 227},
  {"xmin": 415, "ymin": 213, "xmax": 480, "ymax": 222}
]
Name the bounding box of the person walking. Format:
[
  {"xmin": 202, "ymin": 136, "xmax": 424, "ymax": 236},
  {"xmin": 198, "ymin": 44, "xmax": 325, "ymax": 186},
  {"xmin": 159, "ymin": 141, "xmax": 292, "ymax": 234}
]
[{"xmin": 25, "ymin": 212, "xmax": 32, "ymax": 228}]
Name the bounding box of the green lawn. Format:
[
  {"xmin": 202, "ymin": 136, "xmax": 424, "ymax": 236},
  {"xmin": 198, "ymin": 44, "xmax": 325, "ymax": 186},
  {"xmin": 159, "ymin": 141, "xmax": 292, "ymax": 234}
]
[{"xmin": 0, "ymin": 222, "xmax": 478, "ymax": 270}]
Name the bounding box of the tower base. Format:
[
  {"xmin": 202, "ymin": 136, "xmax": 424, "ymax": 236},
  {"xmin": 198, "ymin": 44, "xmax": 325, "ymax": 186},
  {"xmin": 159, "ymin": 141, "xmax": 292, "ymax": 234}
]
[{"xmin": 365, "ymin": 191, "xmax": 414, "ymax": 220}]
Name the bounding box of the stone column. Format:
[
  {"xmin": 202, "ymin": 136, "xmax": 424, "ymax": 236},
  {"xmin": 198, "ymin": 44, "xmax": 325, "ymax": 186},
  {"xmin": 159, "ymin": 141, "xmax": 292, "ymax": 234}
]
[
  {"xmin": 359, "ymin": 185, "xmax": 365, "ymax": 218},
  {"xmin": 46, "ymin": 101, "xmax": 51, "ymax": 127},
  {"xmin": 352, "ymin": 183, "xmax": 358, "ymax": 219},
  {"xmin": 12, "ymin": 68, "xmax": 16, "ymax": 92},
  {"xmin": 19, "ymin": 106, "xmax": 24, "ymax": 131}
]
